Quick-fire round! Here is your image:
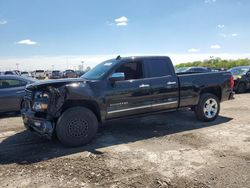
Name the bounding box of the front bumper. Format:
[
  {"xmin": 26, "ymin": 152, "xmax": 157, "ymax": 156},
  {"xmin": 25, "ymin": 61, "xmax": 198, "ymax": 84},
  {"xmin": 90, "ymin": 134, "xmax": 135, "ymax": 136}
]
[{"xmin": 22, "ymin": 110, "xmax": 54, "ymax": 139}]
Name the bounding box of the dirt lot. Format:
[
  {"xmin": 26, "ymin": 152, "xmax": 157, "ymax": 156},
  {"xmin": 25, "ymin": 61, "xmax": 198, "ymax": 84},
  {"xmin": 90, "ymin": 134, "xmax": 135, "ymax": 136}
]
[{"xmin": 0, "ymin": 93, "xmax": 250, "ymax": 188}]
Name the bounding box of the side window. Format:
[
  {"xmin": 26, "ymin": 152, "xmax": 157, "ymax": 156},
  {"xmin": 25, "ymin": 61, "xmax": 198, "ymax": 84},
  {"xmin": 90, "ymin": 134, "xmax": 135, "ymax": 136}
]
[
  {"xmin": 195, "ymin": 68, "xmax": 207, "ymax": 72},
  {"xmin": 115, "ymin": 61, "xmax": 144, "ymax": 80},
  {"xmin": 192, "ymin": 68, "xmax": 200, "ymax": 72},
  {"xmin": 146, "ymin": 59, "xmax": 172, "ymax": 78},
  {"xmin": 0, "ymin": 79, "xmax": 26, "ymax": 89}
]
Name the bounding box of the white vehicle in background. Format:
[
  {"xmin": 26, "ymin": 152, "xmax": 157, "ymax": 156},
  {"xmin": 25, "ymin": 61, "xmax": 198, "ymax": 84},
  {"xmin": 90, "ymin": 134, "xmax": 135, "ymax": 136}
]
[
  {"xmin": 34, "ymin": 70, "xmax": 45, "ymax": 79},
  {"xmin": 21, "ymin": 71, "xmax": 31, "ymax": 77},
  {"xmin": 45, "ymin": 70, "xmax": 52, "ymax": 78}
]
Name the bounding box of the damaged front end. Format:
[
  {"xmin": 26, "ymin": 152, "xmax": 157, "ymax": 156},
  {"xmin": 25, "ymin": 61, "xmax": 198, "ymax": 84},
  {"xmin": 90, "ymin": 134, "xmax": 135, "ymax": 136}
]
[{"xmin": 22, "ymin": 84, "xmax": 67, "ymax": 139}]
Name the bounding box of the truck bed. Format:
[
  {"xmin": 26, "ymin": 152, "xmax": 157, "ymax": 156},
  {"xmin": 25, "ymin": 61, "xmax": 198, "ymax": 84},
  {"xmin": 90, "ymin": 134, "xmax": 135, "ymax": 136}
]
[{"xmin": 177, "ymin": 71, "xmax": 233, "ymax": 108}]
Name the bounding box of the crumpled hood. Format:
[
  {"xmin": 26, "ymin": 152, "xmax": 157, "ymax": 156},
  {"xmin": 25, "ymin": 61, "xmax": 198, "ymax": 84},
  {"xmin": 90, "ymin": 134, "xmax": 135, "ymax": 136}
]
[{"xmin": 26, "ymin": 78, "xmax": 86, "ymax": 90}]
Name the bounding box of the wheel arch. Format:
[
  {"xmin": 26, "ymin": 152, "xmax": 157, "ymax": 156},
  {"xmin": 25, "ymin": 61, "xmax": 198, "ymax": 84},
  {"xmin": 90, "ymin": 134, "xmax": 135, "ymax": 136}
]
[
  {"xmin": 200, "ymin": 86, "xmax": 222, "ymax": 101},
  {"xmin": 237, "ymin": 81, "xmax": 247, "ymax": 92},
  {"xmin": 61, "ymin": 100, "xmax": 101, "ymax": 122}
]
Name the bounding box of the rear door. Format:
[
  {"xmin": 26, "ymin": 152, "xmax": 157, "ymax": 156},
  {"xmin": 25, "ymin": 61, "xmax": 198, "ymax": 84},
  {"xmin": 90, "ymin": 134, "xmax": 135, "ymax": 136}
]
[
  {"xmin": 105, "ymin": 60, "xmax": 152, "ymax": 119},
  {"xmin": 0, "ymin": 78, "xmax": 26, "ymax": 112},
  {"xmin": 144, "ymin": 58, "xmax": 179, "ymax": 111}
]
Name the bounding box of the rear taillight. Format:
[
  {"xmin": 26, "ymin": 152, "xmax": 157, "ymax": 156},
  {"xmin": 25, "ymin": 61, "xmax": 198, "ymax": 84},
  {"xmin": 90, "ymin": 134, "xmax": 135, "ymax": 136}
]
[{"xmin": 230, "ymin": 75, "xmax": 234, "ymax": 90}]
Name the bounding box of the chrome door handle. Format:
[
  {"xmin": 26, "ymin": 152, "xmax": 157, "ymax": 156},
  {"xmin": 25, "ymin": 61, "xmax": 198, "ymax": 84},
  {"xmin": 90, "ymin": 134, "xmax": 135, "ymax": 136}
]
[
  {"xmin": 139, "ymin": 84, "xmax": 150, "ymax": 88},
  {"xmin": 167, "ymin": 81, "xmax": 176, "ymax": 85}
]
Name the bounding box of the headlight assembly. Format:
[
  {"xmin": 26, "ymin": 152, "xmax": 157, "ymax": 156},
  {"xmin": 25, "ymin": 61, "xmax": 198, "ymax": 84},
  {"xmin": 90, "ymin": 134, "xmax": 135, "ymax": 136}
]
[
  {"xmin": 33, "ymin": 102, "xmax": 48, "ymax": 111},
  {"xmin": 34, "ymin": 91, "xmax": 50, "ymax": 99},
  {"xmin": 33, "ymin": 91, "xmax": 50, "ymax": 111}
]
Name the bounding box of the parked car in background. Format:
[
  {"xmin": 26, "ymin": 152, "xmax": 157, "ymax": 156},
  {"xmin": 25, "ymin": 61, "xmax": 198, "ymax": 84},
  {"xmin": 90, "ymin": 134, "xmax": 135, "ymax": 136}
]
[
  {"xmin": 229, "ymin": 66, "xmax": 250, "ymax": 93},
  {"xmin": 49, "ymin": 70, "xmax": 62, "ymax": 79},
  {"xmin": 75, "ymin": 70, "xmax": 85, "ymax": 77},
  {"xmin": 176, "ymin": 67, "xmax": 211, "ymax": 74},
  {"xmin": 63, "ymin": 69, "xmax": 78, "ymax": 78},
  {"xmin": 0, "ymin": 75, "xmax": 36, "ymax": 113},
  {"xmin": 21, "ymin": 71, "xmax": 31, "ymax": 77},
  {"xmin": 34, "ymin": 70, "xmax": 46, "ymax": 79},
  {"xmin": 45, "ymin": 70, "xmax": 52, "ymax": 78},
  {"xmin": 22, "ymin": 56, "xmax": 234, "ymax": 146},
  {"xmin": 212, "ymin": 68, "xmax": 227, "ymax": 72},
  {"xmin": 14, "ymin": 70, "xmax": 21, "ymax": 75},
  {"xmin": 4, "ymin": 71, "xmax": 17, "ymax": 75}
]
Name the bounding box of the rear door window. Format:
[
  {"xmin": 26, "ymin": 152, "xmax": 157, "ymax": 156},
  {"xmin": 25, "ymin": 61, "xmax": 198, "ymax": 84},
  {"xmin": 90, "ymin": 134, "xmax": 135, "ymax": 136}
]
[
  {"xmin": 193, "ymin": 68, "xmax": 207, "ymax": 72},
  {"xmin": 145, "ymin": 59, "xmax": 172, "ymax": 78}
]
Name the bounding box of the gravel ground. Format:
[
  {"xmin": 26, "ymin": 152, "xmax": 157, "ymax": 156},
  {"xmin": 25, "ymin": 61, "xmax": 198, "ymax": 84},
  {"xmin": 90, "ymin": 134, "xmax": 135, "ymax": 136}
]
[{"xmin": 0, "ymin": 93, "xmax": 250, "ymax": 188}]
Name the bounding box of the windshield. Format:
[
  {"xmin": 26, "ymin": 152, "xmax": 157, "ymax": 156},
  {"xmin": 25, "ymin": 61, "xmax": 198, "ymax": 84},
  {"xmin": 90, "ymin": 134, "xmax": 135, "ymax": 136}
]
[
  {"xmin": 229, "ymin": 67, "xmax": 249, "ymax": 75},
  {"xmin": 81, "ymin": 60, "xmax": 117, "ymax": 80}
]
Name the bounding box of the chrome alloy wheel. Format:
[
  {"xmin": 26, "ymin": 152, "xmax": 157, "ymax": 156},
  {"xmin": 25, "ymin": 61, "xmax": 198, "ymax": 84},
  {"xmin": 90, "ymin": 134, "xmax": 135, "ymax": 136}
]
[{"xmin": 203, "ymin": 98, "xmax": 218, "ymax": 118}]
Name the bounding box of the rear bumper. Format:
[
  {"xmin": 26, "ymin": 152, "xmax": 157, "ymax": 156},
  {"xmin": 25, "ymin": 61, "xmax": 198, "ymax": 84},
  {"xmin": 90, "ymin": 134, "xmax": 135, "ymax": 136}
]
[{"xmin": 22, "ymin": 110, "xmax": 54, "ymax": 139}]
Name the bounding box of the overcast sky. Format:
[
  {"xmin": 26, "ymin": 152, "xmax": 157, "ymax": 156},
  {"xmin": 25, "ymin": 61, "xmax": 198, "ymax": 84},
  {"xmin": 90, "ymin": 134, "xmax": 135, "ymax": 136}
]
[{"xmin": 0, "ymin": 0, "xmax": 250, "ymax": 71}]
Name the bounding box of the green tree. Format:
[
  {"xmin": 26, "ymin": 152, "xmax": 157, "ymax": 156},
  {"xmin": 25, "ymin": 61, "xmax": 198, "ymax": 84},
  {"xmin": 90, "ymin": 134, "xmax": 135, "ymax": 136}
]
[{"xmin": 175, "ymin": 58, "xmax": 250, "ymax": 69}]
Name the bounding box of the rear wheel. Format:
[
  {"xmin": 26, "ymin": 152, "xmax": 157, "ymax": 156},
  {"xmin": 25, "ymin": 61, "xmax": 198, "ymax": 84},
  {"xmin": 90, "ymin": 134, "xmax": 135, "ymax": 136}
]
[
  {"xmin": 195, "ymin": 93, "xmax": 220, "ymax": 122},
  {"xmin": 56, "ymin": 107, "xmax": 98, "ymax": 147},
  {"xmin": 237, "ymin": 82, "xmax": 246, "ymax": 93}
]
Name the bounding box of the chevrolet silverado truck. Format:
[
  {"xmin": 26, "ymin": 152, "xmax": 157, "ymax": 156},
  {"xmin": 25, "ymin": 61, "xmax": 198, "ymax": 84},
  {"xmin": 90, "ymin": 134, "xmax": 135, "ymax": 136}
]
[{"xmin": 22, "ymin": 56, "xmax": 234, "ymax": 146}]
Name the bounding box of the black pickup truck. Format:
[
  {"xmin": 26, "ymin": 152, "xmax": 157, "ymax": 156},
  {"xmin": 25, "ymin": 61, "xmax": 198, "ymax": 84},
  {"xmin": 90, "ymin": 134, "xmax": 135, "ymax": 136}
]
[{"xmin": 22, "ymin": 56, "xmax": 234, "ymax": 146}]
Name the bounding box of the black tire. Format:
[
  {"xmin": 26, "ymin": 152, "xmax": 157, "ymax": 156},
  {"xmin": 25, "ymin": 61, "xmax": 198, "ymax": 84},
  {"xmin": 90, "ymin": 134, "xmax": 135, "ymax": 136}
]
[
  {"xmin": 56, "ymin": 107, "xmax": 98, "ymax": 147},
  {"xmin": 195, "ymin": 93, "xmax": 220, "ymax": 122},
  {"xmin": 237, "ymin": 82, "xmax": 246, "ymax": 93}
]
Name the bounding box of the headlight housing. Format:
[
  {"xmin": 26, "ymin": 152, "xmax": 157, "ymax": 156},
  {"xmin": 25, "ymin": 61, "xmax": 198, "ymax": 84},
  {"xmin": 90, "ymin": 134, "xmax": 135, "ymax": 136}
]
[
  {"xmin": 33, "ymin": 102, "xmax": 48, "ymax": 111},
  {"xmin": 34, "ymin": 91, "xmax": 50, "ymax": 99},
  {"xmin": 33, "ymin": 91, "xmax": 50, "ymax": 111}
]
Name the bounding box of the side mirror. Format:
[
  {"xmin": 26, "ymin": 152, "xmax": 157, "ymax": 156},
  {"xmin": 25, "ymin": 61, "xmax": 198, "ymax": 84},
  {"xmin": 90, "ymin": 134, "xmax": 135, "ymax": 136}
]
[
  {"xmin": 109, "ymin": 72, "xmax": 125, "ymax": 84},
  {"xmin": 247, "ymin": 71, "xmax": 250, "ymax": 77}
]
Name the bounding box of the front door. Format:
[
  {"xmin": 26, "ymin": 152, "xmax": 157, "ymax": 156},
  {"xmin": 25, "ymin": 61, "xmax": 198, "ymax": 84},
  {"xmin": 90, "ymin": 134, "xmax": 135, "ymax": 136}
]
[
  {"xmin": 0, "ymin": 79, "xmax": 26, "ymax": 112},
  {"xmin": 105, "ymin": 60, "xmax": 152, "ymax": 119}
]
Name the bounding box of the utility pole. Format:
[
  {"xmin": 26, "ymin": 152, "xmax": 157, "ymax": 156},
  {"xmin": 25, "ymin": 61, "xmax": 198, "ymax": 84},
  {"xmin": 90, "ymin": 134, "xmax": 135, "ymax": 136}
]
[
  {"xmin": 16, "ymin": 63, "xmax": 19, "ymax": 70},
  {"xmin": 81, "ymin": 61, "xmax": 84, "ymax": 71},
  {"xmin": 66, "ymin": 57, "xmax": 69, "ymax": 69}
]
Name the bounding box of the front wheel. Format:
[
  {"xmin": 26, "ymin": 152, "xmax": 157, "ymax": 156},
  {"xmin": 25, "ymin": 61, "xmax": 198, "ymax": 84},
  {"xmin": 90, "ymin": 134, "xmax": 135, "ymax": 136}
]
[
  {"xmin": 237, "ymin": 82, "xmax": 246, "ymax": 93},
  {"xmin": 56, "ymin": 107, "xmax": 98, "ymax": 147},
  {"xmin": 195, "ymin": 93, "xmax": 220, "ymax": 122}
]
